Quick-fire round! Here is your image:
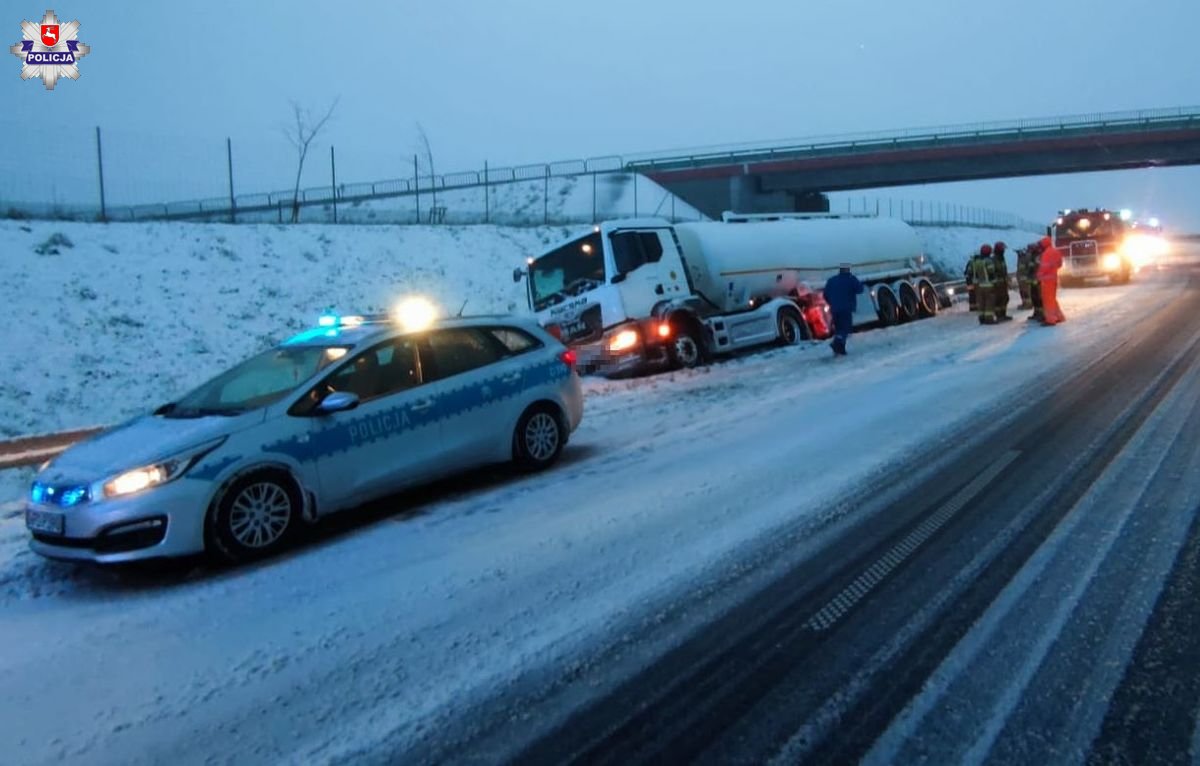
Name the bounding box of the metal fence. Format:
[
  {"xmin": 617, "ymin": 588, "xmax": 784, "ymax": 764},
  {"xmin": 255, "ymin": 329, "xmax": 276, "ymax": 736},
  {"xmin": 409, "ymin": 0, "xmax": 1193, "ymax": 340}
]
[{"xmin": 7, "ymin": 103, "xmax": 1179, "ymax": 228}]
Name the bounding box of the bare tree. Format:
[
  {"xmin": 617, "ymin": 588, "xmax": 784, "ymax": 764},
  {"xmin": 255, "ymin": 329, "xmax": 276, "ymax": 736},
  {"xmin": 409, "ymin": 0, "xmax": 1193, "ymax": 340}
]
[
  {"xmin": 415, "ymin": 122, "xmax": 437, "ymax": 217},
  {"xmin": 284, "ymin": 98, "xmax": 339, "ymax": 223}
]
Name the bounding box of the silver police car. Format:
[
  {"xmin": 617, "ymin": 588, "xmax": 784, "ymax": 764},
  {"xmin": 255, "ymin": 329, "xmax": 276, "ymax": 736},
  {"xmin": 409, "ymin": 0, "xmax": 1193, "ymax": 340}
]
[{"xmin": 26, "ymin": 304, "xmax": 584, "ymax": 564}]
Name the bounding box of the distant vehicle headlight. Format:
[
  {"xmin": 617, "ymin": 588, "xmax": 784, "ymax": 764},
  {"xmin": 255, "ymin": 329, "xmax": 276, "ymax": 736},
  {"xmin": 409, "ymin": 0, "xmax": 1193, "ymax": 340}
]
[
  {"xmin": 100, "ymin": 437, "xmax": 226, "ymax": 500},
  {"xmin": 1102, "ymin": 254, "xmax": 1122, "ymax": 271}
]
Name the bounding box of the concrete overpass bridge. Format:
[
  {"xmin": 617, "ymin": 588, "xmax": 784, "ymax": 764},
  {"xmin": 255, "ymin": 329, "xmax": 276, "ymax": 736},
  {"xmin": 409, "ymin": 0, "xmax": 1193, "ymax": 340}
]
[{"xmin": 627, "ymin": 106, "xmax": 1200, "ymax": 219}]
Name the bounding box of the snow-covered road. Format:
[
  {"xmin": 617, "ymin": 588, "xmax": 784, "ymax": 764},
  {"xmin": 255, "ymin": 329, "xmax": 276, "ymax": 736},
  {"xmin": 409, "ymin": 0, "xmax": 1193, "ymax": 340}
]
[{"xmin": 0, "ymin": 274, "xmax": 1182, "ymax": 765}]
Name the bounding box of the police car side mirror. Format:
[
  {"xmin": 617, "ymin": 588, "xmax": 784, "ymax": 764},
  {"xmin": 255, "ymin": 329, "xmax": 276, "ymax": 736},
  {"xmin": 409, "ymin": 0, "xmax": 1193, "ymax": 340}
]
[
  {"xmin": 317, "ymin": 391, "xmax": 360, "ymax": 414},
  {"xmin": 512, "ymin": 267, "xmax": 524, "ymax": 283},
  {"xmin": 611, "ymin": 273, "xmax": 627, "ymax": 284}
]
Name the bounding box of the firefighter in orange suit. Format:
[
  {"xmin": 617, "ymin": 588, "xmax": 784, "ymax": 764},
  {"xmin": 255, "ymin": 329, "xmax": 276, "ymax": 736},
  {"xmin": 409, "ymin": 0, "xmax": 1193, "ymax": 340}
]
[{"xmin": 1037, "ymin": 236, "xmax": 1066, "ymax": 326}]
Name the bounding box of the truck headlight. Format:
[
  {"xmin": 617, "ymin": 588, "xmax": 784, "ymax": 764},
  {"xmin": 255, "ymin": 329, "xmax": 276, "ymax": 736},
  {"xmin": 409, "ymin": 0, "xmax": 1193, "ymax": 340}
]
[
  {"xmin": 1102, "ymin": 254, "xmax": 1122, "ymax": 271},
  {"xmin": 606, "ymin": 329, "xmax": 640, "ymax": 353},
  {"xmin": 100, "ymin": 437, "xmax": 226, "ymax": 499}
]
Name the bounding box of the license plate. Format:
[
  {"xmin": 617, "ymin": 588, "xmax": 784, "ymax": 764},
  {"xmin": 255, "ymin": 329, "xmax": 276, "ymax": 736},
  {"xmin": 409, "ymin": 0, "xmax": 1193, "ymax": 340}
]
[{"xmin": 26, "ymin": 508, "xmax": 64, "ymax": 535}]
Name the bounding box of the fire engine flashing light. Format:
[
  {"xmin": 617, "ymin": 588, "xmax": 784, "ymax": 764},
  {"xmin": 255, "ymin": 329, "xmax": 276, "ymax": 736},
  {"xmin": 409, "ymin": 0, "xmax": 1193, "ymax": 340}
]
[
  {"xmin": 1119, "ymin": 209, "xmax": 1133, "ymax": 221},
  {"xmin": 1149, "ymin": 217, "xmax": 1160, "ymax": 228}
]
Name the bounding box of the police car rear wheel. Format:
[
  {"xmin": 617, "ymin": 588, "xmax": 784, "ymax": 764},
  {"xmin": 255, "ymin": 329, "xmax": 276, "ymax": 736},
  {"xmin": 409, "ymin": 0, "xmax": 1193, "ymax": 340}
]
[
  {"xmin": 514, "ymin": 406, "xmax": 565, "ymax": 472},
  {"xmin": 210, "ymin": 471, "xmax": 299, "ymax": 562}
]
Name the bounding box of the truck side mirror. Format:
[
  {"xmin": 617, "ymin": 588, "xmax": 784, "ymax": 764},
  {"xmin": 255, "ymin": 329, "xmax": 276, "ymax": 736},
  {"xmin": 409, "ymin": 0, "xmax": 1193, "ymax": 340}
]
[
  {"xmin": 611, "ymin": 273, "xmax": 627, "ymax": 284},
  {"xmin": 512, "ymin": 267, "xmax": 524, "ymax": 283}
]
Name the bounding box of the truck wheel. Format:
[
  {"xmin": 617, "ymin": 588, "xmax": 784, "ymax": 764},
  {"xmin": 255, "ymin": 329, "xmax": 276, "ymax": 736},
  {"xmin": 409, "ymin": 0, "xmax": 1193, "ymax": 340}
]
[
  {"xmin": 917, "ymin": 281, "xmax": 940, "ymax": 317},
  {"xmin": 672, "ymin": 331, "xmax": 705, "ymax": 369},
  {"xmin": 897, "ymin": 283, "xmax": 920, "ymax": 322},
  {"xmin": 776, "ymin": 308, "xmax": 809, "ymax": 346},
  {"xmin": 876, "ymin": 288, "xmax": 900, "ymax": 326}
]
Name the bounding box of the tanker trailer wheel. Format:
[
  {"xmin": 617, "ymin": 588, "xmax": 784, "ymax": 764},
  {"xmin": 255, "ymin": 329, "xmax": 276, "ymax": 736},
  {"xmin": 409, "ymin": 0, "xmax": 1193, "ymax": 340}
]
[
  {"xmin": 875, "ymin": 288, "xmax": 901, "ymax": 326},
  {"xmin": 669, "ymin": 318, "xmax": 706, "ymax": 370},
  {"xmin": 897, "ymin": 282, "xmax": 920, "ymax": 323},
  {"xmin": 776, "ymin": 307, "xmax": 810, "ymax": 347},
  {"xmin": 917, "ymin": 281, "xmax": 940, "ymax": 318}
]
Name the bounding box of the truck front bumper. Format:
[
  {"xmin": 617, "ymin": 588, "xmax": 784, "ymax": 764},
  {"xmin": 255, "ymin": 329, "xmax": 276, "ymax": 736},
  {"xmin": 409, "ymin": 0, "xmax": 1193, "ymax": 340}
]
[{"xmin": 576, "ymin": 331, "xmax": 671, "ymax": 378}]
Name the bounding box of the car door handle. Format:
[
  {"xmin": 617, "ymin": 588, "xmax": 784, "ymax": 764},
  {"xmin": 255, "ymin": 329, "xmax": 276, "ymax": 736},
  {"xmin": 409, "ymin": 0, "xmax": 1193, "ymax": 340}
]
[
  {"xmin": 411, "ymin": 398, "xmax": 435, "ymax": 412},
  {"xmin": 501, "ymin": 372, "xmax": 522, "ymax": 383}
]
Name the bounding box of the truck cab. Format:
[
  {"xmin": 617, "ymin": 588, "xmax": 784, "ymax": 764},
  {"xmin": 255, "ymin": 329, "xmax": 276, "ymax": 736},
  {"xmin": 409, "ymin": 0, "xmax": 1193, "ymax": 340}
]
[{"xmin": 516, "ymin": 219, "xmax": 698, "ymax": 375}]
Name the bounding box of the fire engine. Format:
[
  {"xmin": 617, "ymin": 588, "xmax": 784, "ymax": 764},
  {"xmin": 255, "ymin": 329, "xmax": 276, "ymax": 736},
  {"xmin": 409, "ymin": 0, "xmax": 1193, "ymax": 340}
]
[{"xmin": 1049, "ymin": 208, "xmax": 1167, "ymax": 286}]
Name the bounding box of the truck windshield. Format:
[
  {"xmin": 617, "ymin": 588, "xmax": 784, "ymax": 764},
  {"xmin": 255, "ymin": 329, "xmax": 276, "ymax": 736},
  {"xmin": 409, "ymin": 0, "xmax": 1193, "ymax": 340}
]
[
  {"xmin": 529, "ymin": 232, "xmax": 605, "ymax": 311},
  {"xmin": 1055, "ymin": 215, "xmax": 1120, "ymax": 243}
]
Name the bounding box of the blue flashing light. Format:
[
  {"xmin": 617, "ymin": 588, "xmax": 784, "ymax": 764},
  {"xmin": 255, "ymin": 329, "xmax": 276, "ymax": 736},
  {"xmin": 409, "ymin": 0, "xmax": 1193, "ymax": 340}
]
[
  {"xmin": 318, "ymin": 313, "xmax": 338, "ymax": 327},
  {"xmin": 285, "ymin": 326, "xmax": 342, "ymax": 345},
  {"xmin": 61, "ymin": 487, "xmax": 88, "ymax": 507},
  {"xmin": 30, "ymin": 482, "xmax": 45, "ymax": 503}
]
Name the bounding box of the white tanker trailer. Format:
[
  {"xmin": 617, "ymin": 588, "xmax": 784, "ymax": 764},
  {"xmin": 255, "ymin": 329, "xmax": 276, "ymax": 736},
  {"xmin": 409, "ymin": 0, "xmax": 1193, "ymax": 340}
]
[{"xmin": 514, "ymin": 211, "xmax": 939, "ymax": 376}]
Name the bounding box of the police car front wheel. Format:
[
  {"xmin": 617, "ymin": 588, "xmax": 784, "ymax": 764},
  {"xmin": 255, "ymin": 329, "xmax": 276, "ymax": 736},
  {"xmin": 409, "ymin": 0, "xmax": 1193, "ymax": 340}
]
[
  {"xmin": 514, "ymin": 405, "xmax": 566, "ymax": 472},
  {"xmin": 209, "ymin": 470, "xmax": 300, "ymax": 562}
]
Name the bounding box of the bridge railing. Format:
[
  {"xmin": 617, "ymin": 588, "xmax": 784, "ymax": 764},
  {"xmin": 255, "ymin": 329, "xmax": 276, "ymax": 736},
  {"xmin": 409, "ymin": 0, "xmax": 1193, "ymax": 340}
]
[{"xmin": 623, "ymin": 105, "xmax": 1200, "ymax": 170}]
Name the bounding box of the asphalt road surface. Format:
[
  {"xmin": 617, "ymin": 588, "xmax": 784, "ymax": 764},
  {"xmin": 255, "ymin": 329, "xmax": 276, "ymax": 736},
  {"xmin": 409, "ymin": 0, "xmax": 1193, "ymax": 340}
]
[{"xmin": 450, "ymin": 263, "xmax": 1200, "ymax": 765}]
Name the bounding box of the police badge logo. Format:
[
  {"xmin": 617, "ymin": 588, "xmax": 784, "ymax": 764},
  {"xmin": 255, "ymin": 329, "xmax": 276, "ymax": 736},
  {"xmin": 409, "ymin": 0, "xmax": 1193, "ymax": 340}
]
[{"xmin": 9, "ymin": 9, "xmax": 90, "ymax": 90}]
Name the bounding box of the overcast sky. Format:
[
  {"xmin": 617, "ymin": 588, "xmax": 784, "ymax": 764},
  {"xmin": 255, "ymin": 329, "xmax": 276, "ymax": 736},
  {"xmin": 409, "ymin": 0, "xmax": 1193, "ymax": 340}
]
[{"xmin": 3, "ymin": 0, "xmax": 1199, "ymax": 227}]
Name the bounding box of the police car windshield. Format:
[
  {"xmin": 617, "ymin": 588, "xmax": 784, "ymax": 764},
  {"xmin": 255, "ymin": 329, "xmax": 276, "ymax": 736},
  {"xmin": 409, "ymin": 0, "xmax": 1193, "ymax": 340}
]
[
  {"xmin": 166, "ymin": 345, "xmax": 349, "ymax": 417},
  {"xmin": 530, "ymin": 232, "xmax": 605, "ymax": 311}
]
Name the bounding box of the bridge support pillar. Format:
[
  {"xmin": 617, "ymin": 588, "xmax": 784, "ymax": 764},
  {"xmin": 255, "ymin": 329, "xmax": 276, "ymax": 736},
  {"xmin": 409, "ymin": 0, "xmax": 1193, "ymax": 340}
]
[{"xmin": 658, "ymin": 175, "xmax": 829, "ymax": 219}]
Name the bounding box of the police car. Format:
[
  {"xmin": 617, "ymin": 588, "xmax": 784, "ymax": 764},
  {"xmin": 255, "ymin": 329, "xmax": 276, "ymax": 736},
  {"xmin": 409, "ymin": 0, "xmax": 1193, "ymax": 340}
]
[{"xmin": 25, "ymin": 299, "xmax": 584, "ymax": 564}]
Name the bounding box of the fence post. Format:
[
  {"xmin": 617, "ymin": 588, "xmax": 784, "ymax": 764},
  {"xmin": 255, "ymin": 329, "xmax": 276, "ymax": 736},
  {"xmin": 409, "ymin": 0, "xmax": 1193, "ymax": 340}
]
[
  {"xmin": 544, "ymin": 165, "xmax": 549, "ymax": 225},
  {"xmin": 95, "ymin": 126, "xmax": 107, "ymax": 222},
  {"xmin": 889, "ymin": 198, "xmax": 893, "ymax": 217},
  {"xmin": 414, "ymin": 154, "xmax": 420, "ymax": 224},
  {"xmin": 226, "ymin": 137, "xmax": 236, "ymax": 224},
  {"xmin": 330, "ymin": 145, "xmax": 338, "ymax": 224},
  {"xmin": 484, "ymin": 160, "xmax": 489, "ymax": 224}
]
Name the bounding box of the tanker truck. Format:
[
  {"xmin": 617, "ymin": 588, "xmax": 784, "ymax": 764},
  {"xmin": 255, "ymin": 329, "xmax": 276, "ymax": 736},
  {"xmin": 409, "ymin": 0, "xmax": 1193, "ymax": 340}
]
[{"xmin": 513, "ymin": 212, "xmax": 939, "ymax": 376}]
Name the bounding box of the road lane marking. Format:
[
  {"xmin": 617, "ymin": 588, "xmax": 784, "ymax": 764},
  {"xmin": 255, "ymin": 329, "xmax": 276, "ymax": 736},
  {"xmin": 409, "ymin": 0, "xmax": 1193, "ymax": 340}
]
[{"xmin": 805, "ymin": 449, "xmax": 1021, "ymax": 632}]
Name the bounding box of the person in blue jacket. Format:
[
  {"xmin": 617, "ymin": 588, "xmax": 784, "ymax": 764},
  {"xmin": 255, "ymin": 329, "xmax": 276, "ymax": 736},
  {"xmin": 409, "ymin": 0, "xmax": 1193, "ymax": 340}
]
[{"xmin": 823, "ymin": 263, "xmax": 864, "ymax": 356}]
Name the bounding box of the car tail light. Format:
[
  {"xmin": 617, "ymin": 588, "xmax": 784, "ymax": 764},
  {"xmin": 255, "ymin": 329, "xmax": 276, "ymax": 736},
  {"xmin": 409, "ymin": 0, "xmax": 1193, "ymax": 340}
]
[
  {"xmin": 545, "ymin": 324, "xmax": 563, "ymax": 341},
  {"xmin": 559, "ymin": 349, "xmax": 577, "ymax": 371}
]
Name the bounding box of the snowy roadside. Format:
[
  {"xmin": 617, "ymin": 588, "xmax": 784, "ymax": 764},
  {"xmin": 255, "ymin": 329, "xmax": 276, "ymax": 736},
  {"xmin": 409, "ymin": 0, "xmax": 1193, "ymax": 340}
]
[{"xmin": 0, "ymin": 275, "xmax": 1172, "ymax": 766}]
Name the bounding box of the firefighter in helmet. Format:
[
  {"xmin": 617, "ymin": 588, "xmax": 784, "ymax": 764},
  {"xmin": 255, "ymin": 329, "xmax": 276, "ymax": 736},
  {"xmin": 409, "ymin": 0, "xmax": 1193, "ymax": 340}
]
[
  {"xmin": 970, "ymin": 244, "xmax": 998, "ymax": 325},
  {"xmin": 992, "ymin": 241, "xmax": 1012, "ymax": 322},
  {"xmin": 1038, "ymin": 235, "xmax": 1066, "ymax": 326},
  {"xmin": 1026, "ymin": 240, "xmax": 1045, "ymax": 322},
  {"xmin": 1015, "ymin": 244, "xmax": 1035, "ymax": 310},
  {"xmin": 963, "ymin": 252, "xmax": 977, "ymax": 312}
]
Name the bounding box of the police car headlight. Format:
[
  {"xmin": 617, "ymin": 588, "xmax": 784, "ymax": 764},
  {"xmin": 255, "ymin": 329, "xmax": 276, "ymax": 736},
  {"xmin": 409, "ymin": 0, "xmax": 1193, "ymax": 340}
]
[{"xmin": 99, "ymin": 437, "xmax": 226, "ymax": 499}]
